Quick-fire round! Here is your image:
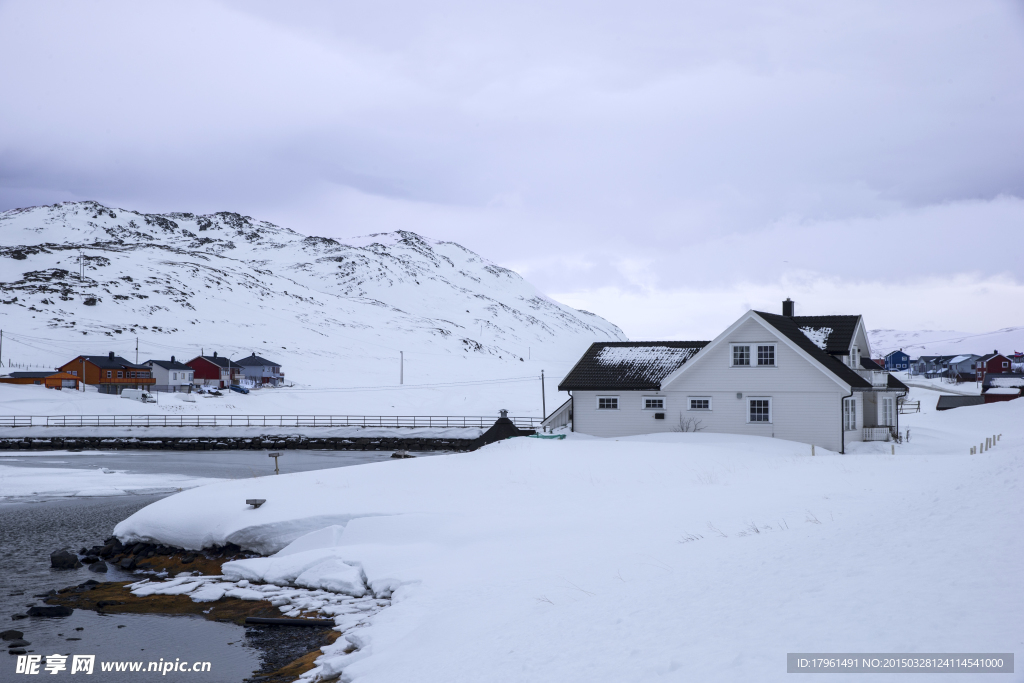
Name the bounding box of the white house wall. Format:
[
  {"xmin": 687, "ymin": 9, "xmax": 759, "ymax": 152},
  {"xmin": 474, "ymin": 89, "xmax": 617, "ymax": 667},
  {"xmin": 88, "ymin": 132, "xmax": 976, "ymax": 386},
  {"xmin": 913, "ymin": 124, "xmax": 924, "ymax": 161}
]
[{"xmin": 572, "ymin": 317, "xmax": 855, "ymax": 451}]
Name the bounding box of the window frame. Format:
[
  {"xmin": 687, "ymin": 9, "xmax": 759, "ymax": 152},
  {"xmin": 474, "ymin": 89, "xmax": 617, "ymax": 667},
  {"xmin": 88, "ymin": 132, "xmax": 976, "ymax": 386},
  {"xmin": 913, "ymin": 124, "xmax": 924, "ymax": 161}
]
[
  {"xmin": 596, "ymin": 396, "xmax": 620, "ymax": 410},
  {"xmin": 731, "ymin": 344, "xmax": 751, "ymax": 367},
  {"xmin": 747, "ymin": 397, "xmax": 772, "ymax": 424},
  {"xmin": 843, "ymin": 397, "xmax": 857, "ymax": 431},
  {"xmin": 687, "ymin": 397, "xmax": 712, "ymax": 411},
  {"xmin": 756, "ymin": 344, "xmax": 777, "ymax": 367},
  {"xmin": 731, "ymin": 343, "xmax": 777, "ymax": 367},
  {"xmin": 642, "ymin": 396, "xmax": 665, "ymax": 410},
  {"xmin": 106, "ymin": 370, "xmax": 112, "ymax": 379}
]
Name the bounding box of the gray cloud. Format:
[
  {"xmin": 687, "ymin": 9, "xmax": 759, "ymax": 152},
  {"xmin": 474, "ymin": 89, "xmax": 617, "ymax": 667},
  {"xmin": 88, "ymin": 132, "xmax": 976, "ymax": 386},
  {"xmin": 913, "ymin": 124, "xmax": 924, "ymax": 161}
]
[{"xmin": 1, "ymin": 0, "xmax": 1022, "ymax": 333}]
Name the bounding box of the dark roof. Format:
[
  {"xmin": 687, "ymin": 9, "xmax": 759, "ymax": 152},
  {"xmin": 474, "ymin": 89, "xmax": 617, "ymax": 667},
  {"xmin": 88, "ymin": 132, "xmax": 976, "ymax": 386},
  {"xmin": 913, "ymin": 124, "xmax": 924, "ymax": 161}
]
[
  {"xmin": 78, "ymin": 355, "xmax": 149, "ymax": 370},
  {"xmin": 977, "ymin": 352, "xmax": 1007, "ymax": 363},
  {"xmin": 936, "ymin": 395, "xmax": 984, "ymax": 410},
  {"xmin": 9, "ymin": 371, "xmax": 58, "ymax": 378},
  {"xmin": 884, "ymin": 349, "xmax": 909, "ymax": 358},
  {"xmin": 191, "ymin": 355, "xmax": 233, "ymax": 369},
  {"xmin": 558, "ymin": 341, "xmax": 709, "ymax": 391},
  {"xmin": 234, "ymin": 353, "xmax": 280, "ymax": 367},
  {"xmin": 785, "ymin": 315, "xmax": 861, "ymax": 355},
  {"xmin": 146, "ymin": 359, "xmax": 193, "ymax": 370},
  {"xmin": 754, "ymin": 312, "xmax": 871, "ymax": 389},
  {"xmin": 887, "ymin": 374, "xmax": 909, "ymax": 391},
  {"xmin": 860, "ymin": 358, "xmax": 884, "ymax": 370}
]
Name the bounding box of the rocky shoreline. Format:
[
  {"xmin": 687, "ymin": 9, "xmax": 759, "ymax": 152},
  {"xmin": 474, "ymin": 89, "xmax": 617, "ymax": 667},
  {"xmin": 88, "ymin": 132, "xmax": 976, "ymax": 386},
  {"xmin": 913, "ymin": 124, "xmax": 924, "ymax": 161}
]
[{"xmin": 9, "ymin": 540, "xmax": 353, "ymax": 682}]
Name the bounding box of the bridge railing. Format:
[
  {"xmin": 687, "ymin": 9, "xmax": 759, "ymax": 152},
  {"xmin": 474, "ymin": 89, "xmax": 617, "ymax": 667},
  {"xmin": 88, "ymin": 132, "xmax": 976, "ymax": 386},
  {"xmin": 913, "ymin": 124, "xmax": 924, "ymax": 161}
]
[{"xmin": 0, "ymin": 415, "xmax": 542, "ymax": 429}]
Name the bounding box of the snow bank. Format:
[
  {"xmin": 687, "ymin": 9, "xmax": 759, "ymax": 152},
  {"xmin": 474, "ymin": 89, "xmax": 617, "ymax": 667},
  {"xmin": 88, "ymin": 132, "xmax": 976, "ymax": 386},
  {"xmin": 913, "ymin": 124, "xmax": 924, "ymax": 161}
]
[
  {"xmin": 0, "ymin": 464, "xmax": 222, "ymax": 499},
  {"xmin": 114, "ymin": 397, "xmax": 1024, "ymax": 682}
]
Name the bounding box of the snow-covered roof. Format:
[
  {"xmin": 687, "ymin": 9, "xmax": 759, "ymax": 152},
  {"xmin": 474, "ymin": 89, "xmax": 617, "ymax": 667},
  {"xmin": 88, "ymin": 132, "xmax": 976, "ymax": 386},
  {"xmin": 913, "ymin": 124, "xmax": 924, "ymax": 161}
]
[
  {"xmin": 988, "ymin": 376, "xmax": 1024, "ymax": 388},
  {"xmin": 985, "ymin": 388, "xmax": 1021, "ymax": 395},
  {"xmin": 799, "ymin": 327, "xmax": 833, "ymax": 351},
  {"xmin": 948, "ymin": 355, "xmax": 974, "ymax": 364},
  {"xmin": 559, "ymin": 342, "xmax": 708, "ymax": 391}
]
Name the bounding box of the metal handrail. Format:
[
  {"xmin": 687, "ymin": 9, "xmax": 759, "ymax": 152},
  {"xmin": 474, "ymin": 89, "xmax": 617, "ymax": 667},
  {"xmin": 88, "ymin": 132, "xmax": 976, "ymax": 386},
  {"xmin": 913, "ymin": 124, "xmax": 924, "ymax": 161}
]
[{"xmin": 0, "ymin": 415, "xmax": 542, "ymax": 429}]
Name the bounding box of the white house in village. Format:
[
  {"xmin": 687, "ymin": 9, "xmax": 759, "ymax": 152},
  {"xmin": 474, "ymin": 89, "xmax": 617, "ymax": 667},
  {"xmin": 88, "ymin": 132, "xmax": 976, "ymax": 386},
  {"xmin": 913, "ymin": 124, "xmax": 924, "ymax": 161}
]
[
  {"xmin": 550, "ymin": 300, "xmax": 909, "ymax": 452},
  {"xmin": 144, "ymin": 357, "xmax": 195, "ymax": 393}
]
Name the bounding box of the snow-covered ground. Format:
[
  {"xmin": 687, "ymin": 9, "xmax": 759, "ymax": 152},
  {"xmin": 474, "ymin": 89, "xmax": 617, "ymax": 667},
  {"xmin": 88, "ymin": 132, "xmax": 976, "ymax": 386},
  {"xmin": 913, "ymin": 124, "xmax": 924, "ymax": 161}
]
[
  {"xmin": 0, "ymin": 201, "xmax": 623, "ymax": 419},
  {"xmin": 869, "ymin": 326, "xmax": 1024, "ymax": 357},
  {"xmin": 0, "ymin": 464, "xmax": 222, "ymax": 499},
  {"xmin": 890, "ymin": 371, "xmax": 981, "ymax": 396},
  {"xmin": 112, "ymin": 386, "xmax": 1023, "ymax": 682}
]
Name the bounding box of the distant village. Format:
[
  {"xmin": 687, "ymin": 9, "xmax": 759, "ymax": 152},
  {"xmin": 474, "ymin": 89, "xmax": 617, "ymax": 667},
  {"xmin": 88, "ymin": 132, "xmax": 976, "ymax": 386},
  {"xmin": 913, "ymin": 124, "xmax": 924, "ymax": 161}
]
[{"xmin": 0, "ymin": 352, "xmax": 284, "ymax": 394}]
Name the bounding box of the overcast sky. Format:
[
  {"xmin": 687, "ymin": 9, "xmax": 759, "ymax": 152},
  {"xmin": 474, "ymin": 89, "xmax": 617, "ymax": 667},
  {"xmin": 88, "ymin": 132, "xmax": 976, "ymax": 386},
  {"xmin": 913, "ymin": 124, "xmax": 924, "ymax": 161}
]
[{"xmin": 1, "ymin": 0, "xmax": 1022, "ymax": 339}]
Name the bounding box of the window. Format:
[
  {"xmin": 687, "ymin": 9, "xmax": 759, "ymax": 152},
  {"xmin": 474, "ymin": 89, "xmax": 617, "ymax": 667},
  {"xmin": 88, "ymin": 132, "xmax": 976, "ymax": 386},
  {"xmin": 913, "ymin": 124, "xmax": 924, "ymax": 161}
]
[
  {"xmin": 748, "ymin": 398, "xmax": 771, "ymax": 423},
  {"xmin": 71, "ymin": 370, "xmax": 77, "ymax": 376},
  {"xmin": 106, "ymin": 371, "xmax": 112, "ymax": 378},
  {"xmin": 881, "ymin": 396, "xmax": 894, "ymax": 427},
  {"xmin": 1003, "ymin": 361, "xmax": 1009, "ymax": 368},
  {"xmin": 757, "ymin": 345, "xmax": 776, "ymax": 366},
  {"xmin": 843, "ymin": 398, "xmax": 857, "ymax": 431},
  {"xmin": 688, "ymin": 397, "xmax": 711, "ymax": 411},
  {"xmin": 172, "ymin": 372, "xmax": 177, "ymax": 380},
  {"xmin": 643, "ymin": 397, "xmax": 664, "ymax": 410},
  {"xmin": 597, "ymin": 396, "xmax": 619, "ymax": 410},
  {"xmin": 732, "ymin": 345, "xmax": 750, "ymax": 366},
  {"xmin": 117, "ymin": 371, "xmax": 123, "ymax": 378}
]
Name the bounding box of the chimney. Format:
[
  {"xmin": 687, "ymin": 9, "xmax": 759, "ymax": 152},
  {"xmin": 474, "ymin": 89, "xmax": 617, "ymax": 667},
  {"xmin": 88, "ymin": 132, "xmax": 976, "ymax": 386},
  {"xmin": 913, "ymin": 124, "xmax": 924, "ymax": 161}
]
[
  {"xmin": 213, "ymin": 351, "xmax": 218, "ymax": 358},
  {"xmin": 108, "ymin": 351, "xmax": 114, "ymax": 360},
  {"xmin": 171, "ymin": 355, "xmax": 175, "ymax": 363},
  {"xmin": 782, "ymin": 298, "xmax": 794, "ymax": 317}
]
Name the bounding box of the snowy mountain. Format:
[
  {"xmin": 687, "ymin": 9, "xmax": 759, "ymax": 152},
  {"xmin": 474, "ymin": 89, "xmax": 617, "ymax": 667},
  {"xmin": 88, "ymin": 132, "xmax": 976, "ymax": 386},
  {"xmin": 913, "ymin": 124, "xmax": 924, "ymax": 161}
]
[
  {"xmin": 868, "ymin": 327, "xmax": 1024, "ymax": 358},
  {"xmin": 0, "ymin": 201, "xmax": 623, "ymax": 412}
]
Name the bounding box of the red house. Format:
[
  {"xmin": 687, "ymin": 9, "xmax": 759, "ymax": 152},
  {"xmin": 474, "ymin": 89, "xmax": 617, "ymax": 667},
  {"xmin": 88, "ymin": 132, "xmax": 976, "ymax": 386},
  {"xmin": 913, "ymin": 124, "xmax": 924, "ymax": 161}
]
[
  {"xmin": 975, "ymin": 351, "xmax": 1011, "ymax": 382},
  {"xmin": 186, "ymin": 352, "xmax": 241, "ymax": 389}
]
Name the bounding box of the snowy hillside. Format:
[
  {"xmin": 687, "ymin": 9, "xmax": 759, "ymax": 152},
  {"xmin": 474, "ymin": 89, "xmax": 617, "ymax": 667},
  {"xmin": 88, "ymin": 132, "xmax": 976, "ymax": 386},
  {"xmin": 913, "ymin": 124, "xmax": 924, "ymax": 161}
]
[
  {"xmin": 868, "ymin": 327, "xmax": 1024, "ymax": 357},
  {"xmin": 0, "ymin": 201, "xmax": 624, "ymax": 415}
]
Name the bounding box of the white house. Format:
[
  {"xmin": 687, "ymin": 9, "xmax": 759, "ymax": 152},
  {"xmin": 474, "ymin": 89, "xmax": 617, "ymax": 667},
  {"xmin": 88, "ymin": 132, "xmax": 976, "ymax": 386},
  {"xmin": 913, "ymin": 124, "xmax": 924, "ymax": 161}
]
[
  {"xmin": 234, "ymin": 353, "xmax": 284, "ymax": 387},
  {"xmin": 144, "ymin": 357, "xmax": 195, "ymax": 393},
  {"xmin": 557, "ymin": 301, "xmax": 909, "ymax": 452}
]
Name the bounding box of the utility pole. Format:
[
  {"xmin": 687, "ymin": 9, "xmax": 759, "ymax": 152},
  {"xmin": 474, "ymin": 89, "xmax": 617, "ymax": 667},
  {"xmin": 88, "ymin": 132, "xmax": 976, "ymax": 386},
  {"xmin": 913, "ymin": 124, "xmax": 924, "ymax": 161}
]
[
  {"xmin": 541, "ymin": 370, "xmax": 546, "ymax": 420},
  {"xmin": 0, "ymin": 330, "xmax": 3, "ymax": 367},
  {"xmin": 400, "ymin": 351, "xmax": 404, "ymax": 385},
  {"xmin": 135, "ymin": 337, "xmax": 139, "ymax": 364}
]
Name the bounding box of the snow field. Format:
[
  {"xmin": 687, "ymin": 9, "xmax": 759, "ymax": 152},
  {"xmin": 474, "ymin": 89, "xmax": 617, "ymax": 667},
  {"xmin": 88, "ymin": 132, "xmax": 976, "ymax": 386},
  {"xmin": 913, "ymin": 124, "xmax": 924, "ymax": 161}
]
[
  {"xmin": 0, "ymin": 463, "xmax": 222, "ymax": 499},
  {"xmin": 112, "ymin": 394, "xmax": 1024, "ymax": 682}
]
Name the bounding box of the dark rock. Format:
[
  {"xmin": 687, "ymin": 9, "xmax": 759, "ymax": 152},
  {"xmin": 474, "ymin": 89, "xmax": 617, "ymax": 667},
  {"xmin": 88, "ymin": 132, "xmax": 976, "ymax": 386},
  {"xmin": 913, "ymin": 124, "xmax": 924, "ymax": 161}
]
[
  {"xmin": 27, "ymin": 605, "xmax": 73, "ymax": 617},
  {"xmin": 7, "ymin": 639, "xmax": 30, "ymax": 647},
  {"xmin": 50, "ymin": 549, "xmax": 83, "ymax": 570},
  {"xmin": 119, "ymin": 557, "xmax": 136, "ymax": 570},
  {"xmin": 75, "ymin": 627, "xmax": 83, "ymax": 631},
  {"xmin": 8, "ymin": 648, "xmax": 26, "ymax": 655},
  {"xmin": 66, "ymin": 638, "xmax": 81, "ymax": 641},
  {"xmin": 131, "ymin": 543, "xmax": 146, "ymax": 555},
  {"xmin": 180, "ymin": 553, "xmax": 195, "ymax": 564},
  {"xmin": 0, "ymin": 630, "xmax": 23, "ymax": 640},
  {"xmin": 78, "ymin": 547, "xmax": 88, "ymax": 555},
  {"xmin": 87, "ymin": 561, "xmax": 108, "ymax": 573},
  {"xmin": 117, "ymin": 625, "xmax": 126, "ymax": 628},
  {"xmin": 11, "ymin": 615, "xmax": 27, "ymax": 621},
  {"xmin": 81, "ymin": 556, "xmax": 99, "ymax": 564},
  {"xmin": 80, "ymin": 580, "xmax": 99, "ymax": 587},
  {"xmin": 96, "ymin": 601, "xmax": 124, "ymax": 609}
]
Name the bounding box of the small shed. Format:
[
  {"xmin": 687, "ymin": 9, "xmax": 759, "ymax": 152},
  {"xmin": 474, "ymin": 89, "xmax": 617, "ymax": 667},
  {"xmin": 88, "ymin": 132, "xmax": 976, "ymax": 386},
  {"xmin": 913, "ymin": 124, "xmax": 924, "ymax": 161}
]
[{"xmin": 983, "ymin": 388, "xmax": 1021, "ymax": 404}]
